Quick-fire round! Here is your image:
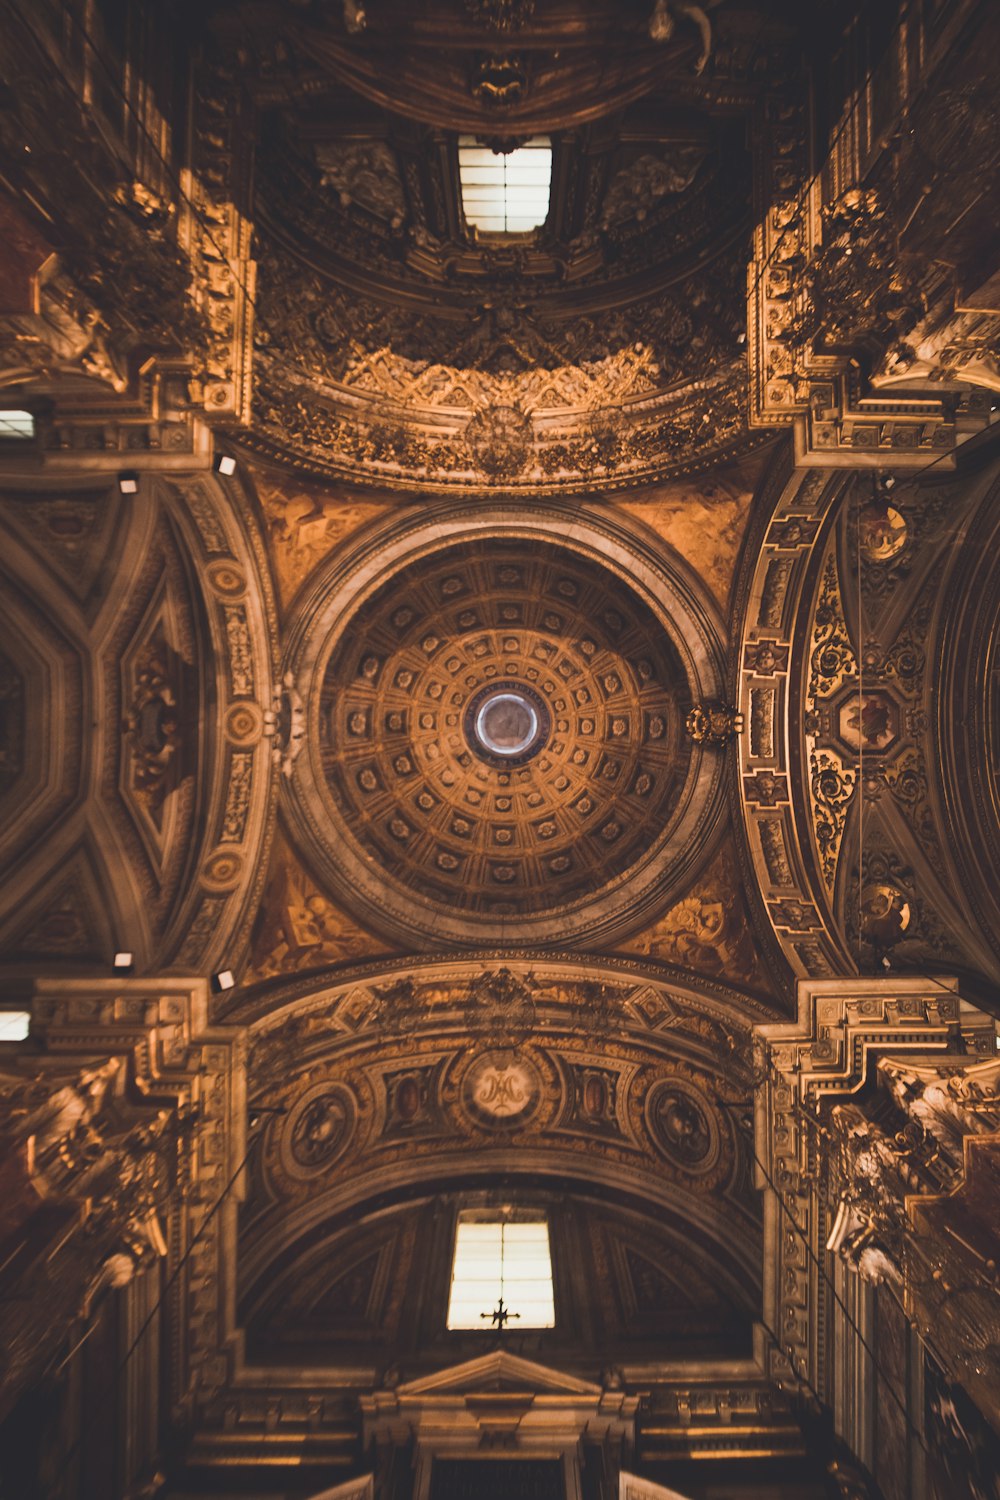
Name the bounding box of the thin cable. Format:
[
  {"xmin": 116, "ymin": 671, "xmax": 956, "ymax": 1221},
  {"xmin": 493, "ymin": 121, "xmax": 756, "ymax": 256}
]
[
  {"xmin": 718, "ymin": 1091, "xmax": 932, "ymax": 1458},
  {"xmin": 15, "ymin": 0, "xmax": 996, "ymax": 516},
  {"xmin": 849, "ymin": 432, "xmax": 1000, "ymax": 971},
  {"xmin": 45, "ymin": 1137, "xmax": 253, "ymax": 1499},
  {"xmin": 742, "ymin": 2, "xmax": 911, "ymax": 326},
  {"xmin": 119, "ymin": 1143, "xmax": 251, "ymax": 1374}
]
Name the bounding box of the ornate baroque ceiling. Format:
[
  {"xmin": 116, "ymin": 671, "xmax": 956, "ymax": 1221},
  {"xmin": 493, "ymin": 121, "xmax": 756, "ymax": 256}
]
[{"xmin": 1, "ymin": 2, "xmax": 1000, "ymax": 1493}]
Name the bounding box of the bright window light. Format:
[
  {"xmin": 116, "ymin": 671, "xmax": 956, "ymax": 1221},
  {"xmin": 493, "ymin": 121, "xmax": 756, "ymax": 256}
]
[
  {"xmin": 0, "ymin": 1011, "xmax": 30, "ymax": 1041},
  {"xmin": 459, "ymin": 137, "xmax": 552, "ymax": 234},
  {"xmin": 0, "ymin": 410, "xmax": 34, "ymax": 438},
  {"xmin": 447, "ymin": 1215, "xmax": 555, "ymax": 1329}
]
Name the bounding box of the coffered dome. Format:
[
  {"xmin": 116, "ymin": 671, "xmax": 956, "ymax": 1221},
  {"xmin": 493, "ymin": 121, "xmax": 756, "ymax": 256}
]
[{"xmin": 283, "ymin": 504, "xmax": 727, "ymax": 949}]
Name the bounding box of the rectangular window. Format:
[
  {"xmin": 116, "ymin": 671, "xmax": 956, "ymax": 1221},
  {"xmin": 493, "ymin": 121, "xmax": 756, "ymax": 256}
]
[
  {"xmin": 0, "ymin": 1011, "xmax": 30, "ymax": 1041},
  {"xmin": 447, "ymin": 1214, "xmax": 555, "ymax": 1329},
  {"xmin": 458, "ymin": 137, "xmax": 552, "ymax": 235},
  {"xmin": 0, "ymin": 411, "xmax": 35, "ymax": 439}
]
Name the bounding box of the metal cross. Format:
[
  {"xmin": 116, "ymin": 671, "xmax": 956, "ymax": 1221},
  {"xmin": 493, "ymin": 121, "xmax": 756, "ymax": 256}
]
[{"xmin": 482, "ymin": 1297, "xmax": 520, "ymax": 1330}]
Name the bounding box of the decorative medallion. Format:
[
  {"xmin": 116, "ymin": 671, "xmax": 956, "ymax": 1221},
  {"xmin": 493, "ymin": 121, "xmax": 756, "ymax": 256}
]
[
  {"xmin": 859, "ymin": 882, "xmax": 913, "ymax": 951},
  {"xmin": 645, "ymin": 1078, "xmax": 719, "ymax": 1173},
  {"xmin": 858, "ymin": 502, "xmax": 908, "ymax": 563},
  {"xmin": 206, "ymin": 560, "xmax": 247, "ymax": 599},
  {"xmin": 834, "ymin": 689, "xmax": 901, "ymax": 755},
  {"xmin": 200, "ymin": 846, "xmax": 244, "ymax": 892},
  {"xmin": 283, "ymin": 1081, "xmax": 357, "ymax": 1177},
  {"xmin": 225, "ymin": 700, "xmax": 264, "ymax": 745},
  {"xmin": 461, "ymin": 1049, "xmax": 542, "ymax": 1131},
  {"xmin": 464, "ymin": 404, "xmax": 534, "ymax": 479}
]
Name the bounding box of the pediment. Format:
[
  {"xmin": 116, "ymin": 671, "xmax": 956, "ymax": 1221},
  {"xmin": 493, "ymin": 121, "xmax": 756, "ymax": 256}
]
[{"xmin": 395, "ymin": 1351, "xmax": 603, "ymax": 1400}]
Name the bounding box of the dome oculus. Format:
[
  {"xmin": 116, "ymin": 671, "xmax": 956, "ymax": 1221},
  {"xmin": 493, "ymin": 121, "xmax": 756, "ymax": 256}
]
[{"xmin": 465, "ymin": 681, "xmax": 551, "ymax": 766}]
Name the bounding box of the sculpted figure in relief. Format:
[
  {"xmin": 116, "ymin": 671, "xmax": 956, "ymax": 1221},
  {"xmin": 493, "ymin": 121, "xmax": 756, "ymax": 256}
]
[
  {"xmin": 648, "ymin": 0, "xmax": 723, "ymax": 73},
  {"xmin": 879, "ymin": 1057, "xmax": 1000, "ymax": 1162}
]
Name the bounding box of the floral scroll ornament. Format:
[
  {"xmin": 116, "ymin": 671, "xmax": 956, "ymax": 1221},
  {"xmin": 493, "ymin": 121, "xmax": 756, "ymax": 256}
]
[
  {"xmin": 123, "ymin": 633, "xmax": 183, "ymax": 816},
  {"xmin": 369, "ymin": 977, "xmax": 425, "ymax": 1037},
  {"xmin": 571, "ymin": 981, "xmax": 623, "ymax": 1039},
  {"xmin": 809, "ymin": 746, "xmax": 857, "ymax": 892},
  {"xmin": 463, "ymin": 0, "xmax": 536, "ymax": 30}
]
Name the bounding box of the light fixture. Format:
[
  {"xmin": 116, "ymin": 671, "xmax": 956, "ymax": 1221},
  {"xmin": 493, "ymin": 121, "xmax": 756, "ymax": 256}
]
[
  {"xmin": 211, "ymin": 969, "xmax": 236, "ymax": 993},
  {"xmin": 117, "ymin": 471, "xmax": 140, "ymax": 494},
  {"xmin": 248, "ymin": 1102, "xmax": 288, "ymax": 1129},
  {"xmin": 213, "ymin": 454, "xmax": 237, "ymax": 476},
  {"xmin": 113, "ymin": 951, "xmax": 135, "ymax": 973}
]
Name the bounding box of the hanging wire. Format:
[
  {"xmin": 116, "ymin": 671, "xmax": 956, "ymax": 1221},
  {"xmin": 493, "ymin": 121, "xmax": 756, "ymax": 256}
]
[
  {"xmin": 717, "ymin": 1086, "xmax": 933, "ymax": 1460},
  {"xmin": 44, "ymin": 1129, "xmax": 261, "ymax": 1499},
  {"xmin": 6, "ymin": 9, "xmax": 995, "ymax": 1488},
  {"xmin": 849, "ymin": 433, "xmax": 1000, "ymax": 975}
]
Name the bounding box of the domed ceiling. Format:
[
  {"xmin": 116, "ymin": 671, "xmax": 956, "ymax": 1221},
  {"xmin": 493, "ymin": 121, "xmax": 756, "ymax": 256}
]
[{"xmin": 282, "ymin": 509, "xmax": 727, "ymax": 948}]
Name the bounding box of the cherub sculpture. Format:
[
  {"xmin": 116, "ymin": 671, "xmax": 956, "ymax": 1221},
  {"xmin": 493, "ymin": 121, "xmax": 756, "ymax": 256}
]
[{"xmin": 648, "ymin": 0, "xmax": 724, "ymax": 74}]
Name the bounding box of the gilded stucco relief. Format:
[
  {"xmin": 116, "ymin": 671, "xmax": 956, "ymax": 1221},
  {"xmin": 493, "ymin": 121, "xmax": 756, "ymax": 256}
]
[
  {"xmin": 621, "ymin": 839, "xmax": 772, "ymax": 997},
  {"xmin": 254, "ymin": 470, "xmax": 398, "ymax": 610},
  {"xmin": 2, "ymin": 0, "xmax": 1000, "ymax": 1490},
  {"xmin": 248, "ymin": 830, "xmax": 393, "ymax": 980},
  {"xmin": 615, "ymin": 449, "xmax": 774, "ymax": 613}
]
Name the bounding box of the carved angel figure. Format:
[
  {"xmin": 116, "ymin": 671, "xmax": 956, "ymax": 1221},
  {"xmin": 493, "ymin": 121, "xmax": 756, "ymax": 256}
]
[
  {"xmin": 879, "ymin": 1057, "xmax": 1000, "ymax": 1161},
  {"xmin": 7, "ymin": 1059, "xmax": 122, "ymax": 1158},
  {"xmin": 825, "ymin": 1103, "xmax": 927, "ymax": 1287},
  {"xmin": 648, "ymin": 0, "xmax": 724, "ymax": 74}
]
